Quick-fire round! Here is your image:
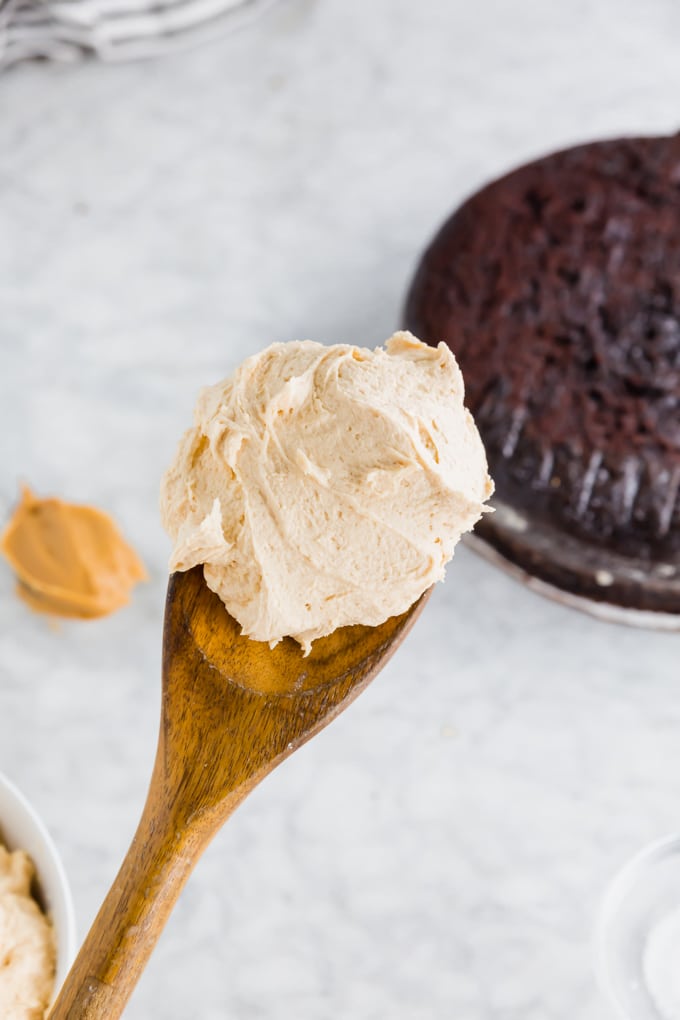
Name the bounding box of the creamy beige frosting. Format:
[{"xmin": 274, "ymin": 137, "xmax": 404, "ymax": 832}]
[
  {"xmin": 161, "ymin": 332, "xmax": 493, "ymax": 651},
  {"xmin": 0, "ymin": 843, "xmax": 56, "ymax": 1019}
]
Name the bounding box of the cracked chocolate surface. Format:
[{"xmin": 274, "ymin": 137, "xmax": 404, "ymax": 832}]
[{"xmin": 405, "ymin": 135, "xmax": 680, "ymax": 562}]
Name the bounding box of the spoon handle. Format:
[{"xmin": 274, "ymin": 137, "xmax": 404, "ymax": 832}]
[{"xmin": 48, "ymin": 753, "xmax": 233, "ymax": 1019}]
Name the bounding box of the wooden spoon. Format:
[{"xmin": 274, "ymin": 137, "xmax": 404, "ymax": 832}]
[{"xmin": 49, "ymin": 565, "xmax": 430, "ymax": 1019}]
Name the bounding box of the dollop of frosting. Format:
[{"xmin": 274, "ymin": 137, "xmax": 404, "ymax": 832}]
[
  {"xmin": 0, "ymin": 843, "xmax": 55, "ymax": 1019},
  {"xmin": 161, "ymin": 332, "xmax": 493, "ymax": 652}
]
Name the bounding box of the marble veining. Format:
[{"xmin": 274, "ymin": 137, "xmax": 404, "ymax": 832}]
[{"xmin": 2, "ymin": 1, "xmax": 680, "ymax": 1016}]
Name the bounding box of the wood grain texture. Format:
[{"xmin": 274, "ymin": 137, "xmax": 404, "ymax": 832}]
[{"xmin": 48, "ymin": 566, "xmax": 430, "ymax": 1019}]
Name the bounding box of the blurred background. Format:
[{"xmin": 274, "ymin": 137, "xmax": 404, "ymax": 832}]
[{"xmin": 2, "ymin": 1, "xmax": 680, "ymax": 1017}]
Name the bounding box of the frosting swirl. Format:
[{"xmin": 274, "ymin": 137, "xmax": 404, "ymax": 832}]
[{"xmin": 161, "ymin": 332, "xmax": 492, "ymax": 651}]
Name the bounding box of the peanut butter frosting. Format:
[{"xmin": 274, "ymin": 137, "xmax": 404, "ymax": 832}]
[
  {"xmin": 161, "ymin": 332, "xmax": 493, "ymax": 652},
  {"xmin": 1, "ymin": 487, "xmax": 146, "ymax": 619},
  {"xmin": 0, "ymin": 842, "xmax": 55, "ymax": 1019}
]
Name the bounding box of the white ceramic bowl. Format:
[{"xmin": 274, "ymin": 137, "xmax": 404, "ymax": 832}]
[
  {"xmin": 0, "ymin": 771, "xmax": 77, "ymax": 1002},
  {"xmin": 594, "ymin": 834, "xmax": 680, "ymax": 1020}
]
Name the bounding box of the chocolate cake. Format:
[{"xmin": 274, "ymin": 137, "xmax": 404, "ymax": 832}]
[{"xmin": 404, "ymin": 134, "xmax": 680, "ymax": 619}]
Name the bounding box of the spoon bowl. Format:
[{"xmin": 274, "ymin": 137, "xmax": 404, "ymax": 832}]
[{"xmin": 49, "ymin": 565, "xmax": 429, "ymax": 1019}]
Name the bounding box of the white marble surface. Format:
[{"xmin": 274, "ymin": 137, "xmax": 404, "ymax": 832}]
[{"xmin": 2, "ymin": 1, "xmax": 680, "ymax": 1017}]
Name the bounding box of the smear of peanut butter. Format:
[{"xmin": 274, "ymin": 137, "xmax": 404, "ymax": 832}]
[{"xmin": 0, "ymin": 486, "xmax": 147, "ymax": 618}]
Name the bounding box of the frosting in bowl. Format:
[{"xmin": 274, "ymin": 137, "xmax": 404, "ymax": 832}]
[{"xmin": 0, "ymin": 843, "xmax": 55, "ymax": 1020}]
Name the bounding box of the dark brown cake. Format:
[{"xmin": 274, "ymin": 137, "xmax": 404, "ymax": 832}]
[{"xmin": 404, "ymin": 134, "xmax": 680, "ymax": 617}]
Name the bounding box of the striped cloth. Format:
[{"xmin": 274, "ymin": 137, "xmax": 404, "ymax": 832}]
[{"xmin": 0, "ymin": 0, "xmax": 275, "ymax": 65}]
